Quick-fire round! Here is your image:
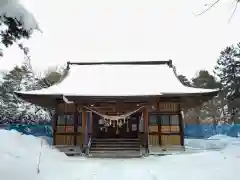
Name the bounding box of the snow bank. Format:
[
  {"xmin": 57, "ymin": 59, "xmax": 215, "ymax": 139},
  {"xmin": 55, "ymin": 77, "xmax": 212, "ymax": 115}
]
[
  {"xmin": 0, "ymin": 130, "xmax": 240, "ymax": 180},
  {"xmin": 185, "ymin": 134, "xmax": 240, "ymax": 151},
  {"xmin": 0, "ymin": 0, "xmax": 38, "ymax": 30},
  {"xmin": 0, "ymin": 130, "xmax": 66, "ymax": 180},
  {"xmin": 208, "ymin": 134, "xmax": 239, "ymax": 140},
  {"xmin": 0, "ymin": 129, "xmax": 63, "ymax": 158}
]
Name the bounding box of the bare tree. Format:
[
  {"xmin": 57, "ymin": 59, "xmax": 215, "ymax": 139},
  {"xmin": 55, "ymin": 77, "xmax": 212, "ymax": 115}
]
[{"xmin": 195, "ymin": 0, "xmax": 240, "ymax": 23}]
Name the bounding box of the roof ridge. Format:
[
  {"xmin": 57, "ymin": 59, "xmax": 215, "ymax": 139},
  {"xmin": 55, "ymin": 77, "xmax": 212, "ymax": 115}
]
[{"xmin": 67, "ymin": 60, "xmax": 173, "ymax": 68}]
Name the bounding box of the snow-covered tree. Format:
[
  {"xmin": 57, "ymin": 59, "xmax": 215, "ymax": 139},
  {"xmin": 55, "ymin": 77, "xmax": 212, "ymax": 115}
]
[
  {"xmin": 0, "ymin": 0, "xmax": 39, "ymax": 57},
  {"xmin": 0, "ymin": 63, "xmax": 37, "ymax": 123},
  {"xmin": 214, "ymin": 44, "xmax": 240, "ymax": 123},
  {"xmin": 178, "ymin": 74, "xmax": 192, "ymax": 87},
  {"xmin": 0, "ymin": 60, "xmax": 69, "ymax": 124}
]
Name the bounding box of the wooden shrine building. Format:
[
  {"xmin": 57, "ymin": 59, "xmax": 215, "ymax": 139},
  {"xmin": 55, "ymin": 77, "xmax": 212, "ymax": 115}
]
[{"xmin": 15, "ymin": 60, "xmax": 219, "ymax": 157}]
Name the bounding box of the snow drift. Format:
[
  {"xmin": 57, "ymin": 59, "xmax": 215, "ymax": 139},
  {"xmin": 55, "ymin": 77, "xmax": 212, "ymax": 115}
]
[{"xmin": 0, "ymin": 130, "xmax": 240, "ymax": 180}]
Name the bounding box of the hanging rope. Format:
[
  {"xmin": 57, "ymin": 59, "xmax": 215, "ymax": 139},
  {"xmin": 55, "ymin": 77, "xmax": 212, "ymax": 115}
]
[
  {"xmin": 62, "ymin": 95, "xmax": 145, "ymax": 127},
  {"xmin": 82, "ymin": 105, "xmax": 145, "ymax": 127}
]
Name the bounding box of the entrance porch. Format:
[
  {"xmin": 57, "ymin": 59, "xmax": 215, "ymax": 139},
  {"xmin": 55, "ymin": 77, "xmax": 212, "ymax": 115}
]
[{"xmin": 91, "ymin": 112, "xmax": 141, "ymax": 139}]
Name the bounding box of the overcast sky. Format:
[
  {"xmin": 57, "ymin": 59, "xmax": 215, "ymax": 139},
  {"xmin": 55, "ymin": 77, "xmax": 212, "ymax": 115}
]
[{"xmin": 1, "ymin": 0, "xmax": 240, "ymax": 78}]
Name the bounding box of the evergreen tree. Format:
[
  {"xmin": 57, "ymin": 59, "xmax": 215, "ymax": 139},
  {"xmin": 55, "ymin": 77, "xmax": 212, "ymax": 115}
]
[
  {"xmin": 184, "ymin": 70, "xmax": 224, "ymax": 134},
  {"xmin": 0, "ymin": 61, "xmax": 69, "ymax": 124},
  {"xmin": 178, "ymin": 75, "xmax": 192, "ymax": 87},
  {"xmin": 214, "ymin": 44, "xmax": 240, "ymax": 123},
  {"xmin": 192, "ymin": 70, "xmax": 221, "ymax": 89},
  {"xmin": 0, "ymin": 63, "xmax": 38, "ymax": 123}
]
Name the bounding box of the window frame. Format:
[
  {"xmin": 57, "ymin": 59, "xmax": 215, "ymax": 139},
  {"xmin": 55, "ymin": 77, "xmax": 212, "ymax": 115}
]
[
  {"xmin": 148, "ymin": 113, "xmax": 180, "ymax": 126},
  {"xmin": 148, "ymin": 114, "xmax": 159, "ymax": 125},
  {"xmin": 57, "ymin": 113, "xmax": 74, "ymax": 126}
]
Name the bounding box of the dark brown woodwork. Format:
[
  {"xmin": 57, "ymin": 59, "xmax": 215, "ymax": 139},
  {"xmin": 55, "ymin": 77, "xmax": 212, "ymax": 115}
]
[
  {"xmin": 81, "ymin": 107, "xmax": 87, "ymax": 146},
  {"xmin": 91, "ymin": 111, "xmax": 141, "ymax": 139},
  {"xmin": 148, "ymin": 104, "xmax": 182, "ymax": 146},
  {"xmin": 178, "ymin": 103, "xmax": 184, "ymax": 146},
  {"xmin": 55, "ymin": 132, "xmax": 82, "ymax": 135},
  {"xmin": 53, "ymin": 99, "xmax": 185, "ymax": 147},
  {"xmin": 143, "ymin": 107, "xmax": 149, "ymax": 147},
  {"xmin": 73, "ymin": 104, "xmax": 78, "ymax": 145},
  {"xmin": 83, "ymin": 103, "xmax": 145, "ymax": 115},
  {"xmin": 53, "ymin": 100, "xmax": 58, "ymax": 145}
]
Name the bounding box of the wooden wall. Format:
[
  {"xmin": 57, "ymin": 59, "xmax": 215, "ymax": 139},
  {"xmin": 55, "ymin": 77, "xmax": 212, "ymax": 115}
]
[
  {"xmin": 53, "ymin": 101, "xmax": 184, "ymax": 148},
  {"xmin": 147, "ymin": 102, "xmax": 183, "ymax": 147},
  {"xmin": 54, "ymin": 103, "xmax": 84, "ymax": 147}
]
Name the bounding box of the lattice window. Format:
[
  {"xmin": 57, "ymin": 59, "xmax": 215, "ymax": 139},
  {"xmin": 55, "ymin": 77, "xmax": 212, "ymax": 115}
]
[
  {"xmin": 57, "ymin": 114, "xmax": 74, "ymax": 133},
  {"xmin": 148, "ymin": 113, "xmax": 180, "ymax": 133},
  {"xmin": 57, "ymin": 114, "xmax": 74, "ymax": 126}
]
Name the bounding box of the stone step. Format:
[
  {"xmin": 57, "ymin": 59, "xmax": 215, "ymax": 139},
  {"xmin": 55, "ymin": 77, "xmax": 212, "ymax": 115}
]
[
  {"xmin": 92, "ymin": 138, "xmax": 140, "ymax": 142},
  {"xmin": 91, "ymin": 147, "xmax": 140, "ymax": 151},
  {"xmin": 92, "ymin": 141, "xmax": 140, "ymax": 144},
  {"xmin": 55, "ymin": 145, "xmax": 82, "ymax": 156},
  {"xmin": 89, "ymin": 138, "xmax": 141, "ymax": 158},
  {"xmin": 91, "ymin": 144, "xmax": 140, "ymax": 148},
  {"xmin": 92, "ymin": 140, "xmax": 140, "ymax": 144},
  {"xmin": 89, "ymin": 150, "xmax": 141, "ymax": 158}
]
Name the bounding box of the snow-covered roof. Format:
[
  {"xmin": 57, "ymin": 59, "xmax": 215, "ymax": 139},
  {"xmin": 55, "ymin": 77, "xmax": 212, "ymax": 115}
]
[{"xmin": 15, "ymin": 61, "xmax": 219, "ymax": 97}]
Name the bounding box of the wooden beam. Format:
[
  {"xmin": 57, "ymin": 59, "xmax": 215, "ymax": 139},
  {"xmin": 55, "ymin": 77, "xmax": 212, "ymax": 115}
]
[
  {"xmin": 88, "ymin": 103, "xmax": 148, "ymax": 114},
  {"xmin": 143, "ymin": 107, "xmax": 149, "ymax": 148},
  {"xmin": 74, "ymin": 104, "xmax": 78, "ymax": 145},
  {"xmin": 53, "ymin": 100, "xmax": 58, "ymax": 145},
  {"xmin": 178, "ymin": 103, "xmax": 184, "ymax": 146},
  {"xmin": 88, "ymin": 112, "xmax": 93, "ymax": 135},
  {"xmin": 81, "ymin": 106, "xmax": 87, "ymax": 147}
]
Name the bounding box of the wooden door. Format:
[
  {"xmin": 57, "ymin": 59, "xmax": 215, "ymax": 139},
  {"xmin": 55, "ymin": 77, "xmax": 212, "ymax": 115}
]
[
  {"xmin": 127, "ymin": 114, "xmax": 139, "ymax": 138},
  {"xmin": 92, "ymin": 114, "xmax": 102, "ymax": 138}
]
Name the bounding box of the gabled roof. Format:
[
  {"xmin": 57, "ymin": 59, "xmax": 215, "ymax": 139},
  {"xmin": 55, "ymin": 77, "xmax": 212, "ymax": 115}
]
[{"xmin": 15, "ymin": 60, "xmax": 219, "ymax": 105}]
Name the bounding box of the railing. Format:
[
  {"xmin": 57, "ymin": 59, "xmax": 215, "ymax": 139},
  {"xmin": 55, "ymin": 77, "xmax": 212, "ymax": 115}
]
[{"xmin": 85, "ymin": 135, "xmax": 92, "ymax": 155}]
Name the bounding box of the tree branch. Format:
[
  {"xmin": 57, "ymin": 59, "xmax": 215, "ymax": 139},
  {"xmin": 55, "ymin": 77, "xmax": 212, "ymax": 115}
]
[
  {"xmin": 194, "ymin": 0, "xmax": 221, "ymax": 16},
  {"xmin": 228, "ymin": 1, "xmax": 239, "ymax": 23}
]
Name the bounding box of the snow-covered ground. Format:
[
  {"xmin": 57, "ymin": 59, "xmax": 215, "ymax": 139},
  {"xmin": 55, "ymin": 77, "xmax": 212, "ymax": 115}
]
[{"xmin": 0, "ymin": 130, "xmax": 240, "ymax": 180}]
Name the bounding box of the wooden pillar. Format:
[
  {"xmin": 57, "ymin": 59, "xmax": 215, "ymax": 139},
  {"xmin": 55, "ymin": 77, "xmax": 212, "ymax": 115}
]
[
  {"xmin": 157, "ymin": 101, "xmax": 162, "ymax": 146},
  {"xmin": 143, "ymin": 107, "xmax": 149, "ymax": 148},
  {"xmin": 88, "ymin": 112, "xmax": 93, "ymax": 135},
  {"xmin": 52, "ymin": 101, "xmax": 58, "ymax": 145},
  {"xmin": 85, "ymin": 111, "xmax": 89, "ymax": 144},
  {"xmin": 178, "ymin": 103, "xmax": 184, "ymax": 146},
  {"xmin": 73, "ymin": 104, "xmax": 78, "ymax": 146},
  {"xmin": 81, "ymin": 107, "xmax": 87, "ymax": 147}
]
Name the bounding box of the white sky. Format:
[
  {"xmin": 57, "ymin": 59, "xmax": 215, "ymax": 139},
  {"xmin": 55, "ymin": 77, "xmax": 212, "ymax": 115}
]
[{"xmin": 1, "ymin": 0, "xmax": 240, "ymax": 79}]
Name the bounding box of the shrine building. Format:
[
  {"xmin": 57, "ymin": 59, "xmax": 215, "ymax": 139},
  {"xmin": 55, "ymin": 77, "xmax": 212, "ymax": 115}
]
[{"xmin": 15, "ymin": 60, "xmax": 219, "ymax": 157}]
